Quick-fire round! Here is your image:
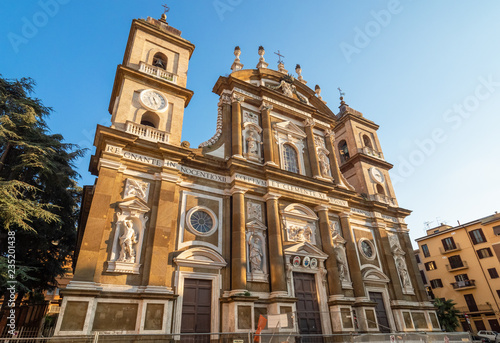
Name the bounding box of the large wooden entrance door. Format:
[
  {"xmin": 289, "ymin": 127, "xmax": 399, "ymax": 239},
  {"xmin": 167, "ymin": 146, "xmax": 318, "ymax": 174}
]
[
  {"xmin": 294, "ymin": 272, "xmax": 322, "ymax": 342},
  {"xmin": 369, "ymin": 292, "xmax": 390, "ymax": 333},
  {"xmin": 181, "ymin": 278, "xmax": 212, "ymax": 342}
]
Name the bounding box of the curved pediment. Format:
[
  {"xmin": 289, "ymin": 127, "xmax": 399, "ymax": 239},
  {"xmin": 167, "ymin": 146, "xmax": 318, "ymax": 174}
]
[
  {"xmin": 173, "ymin": 247, "xmax": 227, "ymax": 269},
  {"xmin": 362, "ymin": 268, "xmax": 390, "ymax": 284}
]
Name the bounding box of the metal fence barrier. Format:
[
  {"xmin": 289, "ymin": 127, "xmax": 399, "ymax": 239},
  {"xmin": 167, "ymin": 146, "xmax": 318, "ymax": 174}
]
[{"xmin": 0, "ymin": 331, "xmax": 474, "ymax": 343}]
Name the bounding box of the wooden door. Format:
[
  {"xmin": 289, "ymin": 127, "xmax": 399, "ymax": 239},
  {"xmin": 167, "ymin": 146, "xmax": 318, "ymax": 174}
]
[
  {"xmin": 369, "ymin": 291, "xmax": 391, "ymax": 333},
  {"xmin": 293, "ymin": 272, "xmax": 323, "ymax": 342},
  {"xmin": 181, "ymin": 278, "xmax": 212, "ymax": 342}
]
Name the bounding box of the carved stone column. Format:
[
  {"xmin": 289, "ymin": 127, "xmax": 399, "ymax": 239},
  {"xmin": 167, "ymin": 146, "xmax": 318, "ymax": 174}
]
[
  {"xmin": 264, "ymin": 192, "xmax": 287, "ymax": 293},
  {"xmin": 339, "ymin": 212, "xmax": 364, "ymax": 297},
  {"xmin": 231, "ymin": 93, "xmax": 244, "ymax": 158},
  {"xmin": 325, "ymin": 129, "xmax": 345, "ymax": 187},
  {"xmin": 316, "ymin": 206, "xmax": 342, "ymax": 295},
  {"xmin": 220, "ymin": 90, "xmax": 233, "ymax": 160},
  {"xmin": 231, "ymin": 186, "xmax": 247, "ymax": 291},
  {"xmin": 304, "ymin": 118, "xmax": 321, "ymax": 178},
  {"xmin": 259, "ymin": 102, "xmax": 277, "ymax": 166}
]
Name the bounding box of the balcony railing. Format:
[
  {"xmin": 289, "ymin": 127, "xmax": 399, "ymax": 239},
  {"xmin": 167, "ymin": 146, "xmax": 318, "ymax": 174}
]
[
  {"xmin": 368, "ymin": 194, "xmax": 398, "ymax": 207},
  {"xmin": 125, "ymin": 121, "xmax": 169, "ymax": 144},
  {"xmin": 139, "ymin": 61, "xmax": 178, "ymax": 84},
  {"xmin": 439, "ymin": 242, "xmax": 462, "ymax": 254},
  {"xmin": 451, "ymin": 279, "xmax": 476, "ymax": 290},
  {"xmin": 456, "ymin": 304, "xmax": 493, "ymax": 313},
  {"xmin": 358, "ymin": 146, "xmax": 384, "ymax": 160},
  {"xmin": 445, "ymin": 260, "xmax": 468, "ymax": 271}
]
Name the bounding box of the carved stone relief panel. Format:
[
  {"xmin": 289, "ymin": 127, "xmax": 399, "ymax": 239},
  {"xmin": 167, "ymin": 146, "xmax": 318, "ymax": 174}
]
[{"xmin": 124, "ymin": 178, "xmax": 150, "ymax": 201}]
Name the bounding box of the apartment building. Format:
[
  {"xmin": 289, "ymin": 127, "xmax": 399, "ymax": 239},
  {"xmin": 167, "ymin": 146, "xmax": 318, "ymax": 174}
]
[{"xmin": 415, "ymin": 212, "xmax": 500, "ymax": 332}]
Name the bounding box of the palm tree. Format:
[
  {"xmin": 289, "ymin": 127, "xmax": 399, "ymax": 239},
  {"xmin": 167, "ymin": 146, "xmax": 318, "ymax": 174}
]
[{"xmin": 434, "ymin": 298, "xmax": 460, "ymax": 332}]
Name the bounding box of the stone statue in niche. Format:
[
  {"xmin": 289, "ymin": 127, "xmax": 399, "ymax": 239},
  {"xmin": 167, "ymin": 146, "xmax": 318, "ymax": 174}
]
[
  {"xmin": 249, "ymin": 236, "xmax": 263, "ymax": 273},
  {"xmin": 319, "ymin": 153, "xmax": 330, "ymax": 177},
  {"xmin": 335, "ymin": 249, "xmax": 348, "ymax": 281},
  {"xmin": 246, "ymin": 131, "xmax": 260, "ymax": 156},
  {"xmin": 118, "ymin": 219, "xmax": 138, "ymax": 263},
  {"xmin": 396, "ymin": 257, "xmax": 411, "ymax": 287}
]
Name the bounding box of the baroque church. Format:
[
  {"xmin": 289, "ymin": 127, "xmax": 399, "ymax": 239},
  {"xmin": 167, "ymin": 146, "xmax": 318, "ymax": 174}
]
[{"xmin": 54, "ymin": 12, "xmax": 440, "ymax": 338}]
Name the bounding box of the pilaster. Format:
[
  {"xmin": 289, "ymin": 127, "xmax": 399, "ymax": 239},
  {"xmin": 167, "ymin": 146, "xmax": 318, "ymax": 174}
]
[
  {"xmin": 263, "ymin": 192, "xmax": 287, "ymax": 292},
  {"xmin": 231, "ymin": 93, "xmax": 244, "ymax": 159},
  {"xmin": 339, "ymin": 212, "xmax": 364, "ymax": 297},
  {"xmin": 260, "ymin": 102, "xmax": 277, "ymax": 166},
  {"xmin": 231, "ymin": 186, "xmax": 248, "ymax": 291},
  {"xmin": 304, "ymin": 119, "xmax": 321, "ymax": 178},
  {"xmin": 315, "ymin": 206, "xmax": 343, "ymax": 296}
]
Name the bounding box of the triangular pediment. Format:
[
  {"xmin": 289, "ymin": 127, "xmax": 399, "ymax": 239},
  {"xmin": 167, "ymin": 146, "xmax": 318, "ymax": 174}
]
[
  {"xmin": 274, "ymin": 121, "xmax": 307, "ymax": 138},
  {"xmin": 246, "ymin": 220, "xmax": 267, "ymax": 230},
  {"xmin": 392, "ymin": 246, "xmax": 406, "ymax": 256},
  {"xmin": 284, "ymin": 241, "xmax": 328, "ymax": 259},
  {"xmin": 118, "ymin": 197, "xmax": 150, "ymax": 213}
]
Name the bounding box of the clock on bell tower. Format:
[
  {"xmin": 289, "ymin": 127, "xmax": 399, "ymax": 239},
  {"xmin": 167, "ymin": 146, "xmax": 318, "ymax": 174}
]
[{"xmin": 108, "ymin": 14, "xmax": 194, "ymax": 145}]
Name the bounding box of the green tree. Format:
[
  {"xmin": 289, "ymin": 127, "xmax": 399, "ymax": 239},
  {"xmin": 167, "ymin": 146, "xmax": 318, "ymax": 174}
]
[
  {"xmin": 434, "ymin": 298, "xmax": 460, "ymax": 332},
  {"xmin": 0, "ymin": 75, "xmax": 84, "ymax": 309}
]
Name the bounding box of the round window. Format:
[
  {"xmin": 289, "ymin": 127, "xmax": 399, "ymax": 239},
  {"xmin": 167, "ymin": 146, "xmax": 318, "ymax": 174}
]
[
  {"xmin": 359, "ymin": 238, "xmax": 376, "ymax": 260},
  {"xmin": 186, "ymin": 207, "xmax": 217, "ymax": 236}
]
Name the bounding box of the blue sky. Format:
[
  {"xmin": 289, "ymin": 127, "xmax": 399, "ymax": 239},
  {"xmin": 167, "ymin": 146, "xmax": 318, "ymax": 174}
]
[{"xmin": 1, "ymin": 1, "xmax": 499, "ymax": 243}]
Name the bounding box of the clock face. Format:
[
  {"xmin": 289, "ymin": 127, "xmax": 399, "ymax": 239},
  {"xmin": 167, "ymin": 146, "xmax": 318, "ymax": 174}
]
[
  {"xmin": 369, "ymin": 167, "xmax": 384, "ymax": 184},
  {"xmin": 139, "ymin": 89, "xmax": 168, "ymax": 112}
]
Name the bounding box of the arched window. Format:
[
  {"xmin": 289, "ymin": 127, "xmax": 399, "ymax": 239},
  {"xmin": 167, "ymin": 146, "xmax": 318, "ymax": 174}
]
[
  {"xmin": 363, "ymin": 134, "xmax": 373, "ymax": 149},
  {"xmin": 283, "ymin": 144, "xmax": 299, "ymax": 173},
  {"xmin": 153, "ymin": 53, "xmax": 167, "ymax": 70},
  {"xmin": 140, "ymin": 111, "xmax": 160, "ymax": 129},
  {"xmin": 376, "ymin": 184, "xmax": 385, "ymax": 195},
  {"xmin": 338, "ymin": 140, "xmax": 350, "ymax": 163}
]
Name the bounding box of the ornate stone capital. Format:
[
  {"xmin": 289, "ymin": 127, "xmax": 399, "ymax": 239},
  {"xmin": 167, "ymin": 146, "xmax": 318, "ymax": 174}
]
[
  {"xmin": 314, "ymin": 205, "xmax": 329, "ymax": 212},
  {"xmin": 339, "ymin": 212, "xmax": 351, "ymax": 219},
  {"xmin": 220, "ymin": 90, "xmax": 232, "ymax": 105},
  {"xmin": 259, "ymin": 102, "xmax": 273, "ymax": 112},
  {"xmin": 263, "ymin": 192, "xmax": 281, "ymax": 201},
  {"xmin": 231, "ymin": 92, "xmax": 245, "ymax": 104},
  {"xmin": 303, "ymin": 118, "xmax": 315, "ymax": 127},
  {"xmin": 230, "ymin": 186, "xmax": 249, "ymax": 195}
]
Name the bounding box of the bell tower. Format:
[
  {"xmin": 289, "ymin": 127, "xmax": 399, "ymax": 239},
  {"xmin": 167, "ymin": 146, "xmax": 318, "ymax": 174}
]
[
  {"xmin": 108, "ymin": 13, "xmax": 194, "ymax": 145},
  {"xmin": 333, "ymin": 96, "xmax": 398, "ymax": 207}
]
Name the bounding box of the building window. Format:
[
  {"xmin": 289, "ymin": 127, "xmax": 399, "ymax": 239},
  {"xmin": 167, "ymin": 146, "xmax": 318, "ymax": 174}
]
[
  {"xmin": 497, "ymin": 290, "xmax": 500, "ymax": 299},
  {"xmin": 338, "ymin": 140, "xmax": 350, "ymax": 163},
  {"xmin": 425, "ymin": 261, "xmax": 437, "ymax": 271},
  {"xmin": 474, "ymin": 320, "xmax": 487, "ymax": 331},
  {"xmin": 493, "ymin": 225, "xmax": 500, "ymax": 236},
  {"xmin": 376, "ymin": 184, "xmax": 385, "ymax": 195},
  {"xmin": 469, "ymin": 228, "xmax": 487, "ymax": 244},
  {"xmin": 488, "ymin": 268, "xmax": 499, "ymax": 279},
  {"xmin": 421, "ymin": 244, "xmax": 430, "ymax": 257},
  {"xmin": 362, "ymin": 134, "xmax": 373, "ymax": 149},
  {"xmin": 415, "ymin": 254, "xmax": 421, "ymax": 264},
  {"xmin": 464, "ymin": 294, "xmax": 478, "ymax": 312},
  {"xmin": 186, "ymin": 206, "xmax": 218, "ymax": 236},
  {"xmin": 454, "ymin": 274, "xmax": 469, "ymax": 282},
  {"xmin": 282, "ymin": 144, "xmax": 299, "ymax": 173},
  {"xmin": 153, "ymin": 53, "xmax": 167, "ymax": 70},
  {"xmin": 420, "ymin": 270, "xmax": 427, "ymax": 284},
  {"xmin": 441, "ymin": 237, "xmax": 457, "ymax": 251},
  {"xmin": 430, "ymin": 279, "xmax": 443, "ymax": 289},
  {"xmin": 448, "ymin": 255, "xmax": 464, "ymax": 269},
  {"xmin": 477, "ymin": 247, "xmax": 493, "ymax": 259}
]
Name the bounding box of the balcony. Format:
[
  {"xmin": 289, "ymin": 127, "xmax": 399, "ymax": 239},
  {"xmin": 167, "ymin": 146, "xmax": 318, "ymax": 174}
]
[
  {"xmin": 456, "ymin": 304, "xmax": 493, "ymax": 314},
  {"xmin": 439, "ymin": 242, "xmax": 462, "ymax": 254},
  {"xmin": 368, "ymin": 194, "xmax": 397, "ymax": 207},
  {"xmin": 139, "ymin": 61, "xmax": 178, "ymax": 84},
  {"xmin": 125, "ymin": 121, "xmax": 169, "ymax": 144},
  {"xmin": 451, "ymin": 279, "xmax": 476, "ymax": 290},
  {"xmin": 445, "ymin": 260, "xmax": 468, "ymax": 271},
  {"xmin": 358, "ymin": 146, "xmax": 384, "ymax": 160}
]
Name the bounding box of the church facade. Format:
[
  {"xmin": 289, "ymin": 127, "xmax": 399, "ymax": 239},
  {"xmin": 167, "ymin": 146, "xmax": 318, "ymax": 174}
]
[{"xmin": 55, "ymin": 13, "xmax": 439, "ymax": 337}]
